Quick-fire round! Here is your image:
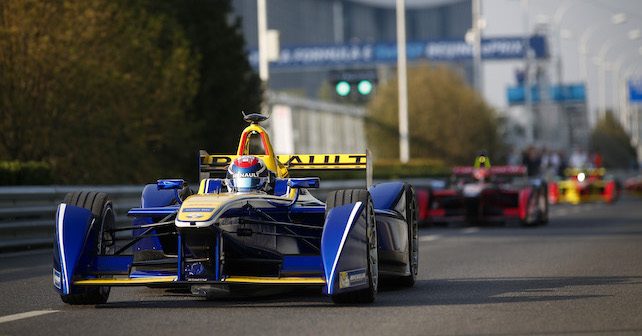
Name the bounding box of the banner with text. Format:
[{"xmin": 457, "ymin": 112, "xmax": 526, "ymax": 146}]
[{"xmin": 249, "ymin": 35, "xmax": 548, "ymax": 68}]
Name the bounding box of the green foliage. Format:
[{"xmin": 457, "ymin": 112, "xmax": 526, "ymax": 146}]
[
  {"xmin": 0, "ymin": 0, "xmax": 198, "ymax": 184},
  {"xmin": 373, "ymin": 159, "xmax": 450, "ymax": 179},
  {"xmin": 146, "ymin": 0, "xmax": 262, "ymax": 156},
  {"xmin": 0, "ymin": 0, "xmax": 260, "ymax": 185},
  {"xmin": 366, "ymin": 64, "xmax": 503, "ymax": 165},
  {"xmin": 590, "ymin": 112, "xmax": 637, "ymax": 168},
  {"xmin": 0, "ymin": 161, "xmax": 52, "ymax": 185}
]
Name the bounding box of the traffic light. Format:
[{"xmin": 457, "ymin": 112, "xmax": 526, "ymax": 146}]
[
  {"xmin": 335, "ymin": 81, "xmax": 351, "ymax": 97},
  {"xmin": 357, "ymin": 80, "xmax": 373, "ymax": 95},
  {"xmin": 329, "ymin": 69, "xmax": 378, "ymax": 101}
]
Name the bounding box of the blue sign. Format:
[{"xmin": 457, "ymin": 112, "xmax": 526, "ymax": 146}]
[
  {"xmin": 249, "ymin": 35, "xmax": 548, "ymax": 68},
  {"xmin": 628, "ymin": 78, "xmax": 642, "ymax": 103},
  {"xmin": 507, "ymin": 83, "xmax": 586, "ymax": 105}
]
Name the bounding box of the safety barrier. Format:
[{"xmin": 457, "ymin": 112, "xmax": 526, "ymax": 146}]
[
  {"xmin": 0, "ymin": 186, "xmax": 143, "ymax": 252},
  {"xmin": 0, "ymin": 181, "xmax": 367, "ymax": 253}
]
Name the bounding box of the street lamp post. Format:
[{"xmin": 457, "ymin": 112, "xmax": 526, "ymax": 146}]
[
  {"xmin": 552, "ymin": 0, "xmax": 575, "ymax": 86},
  {"xmin": 257, "ymin": 0, "xmax": 268, "ymax": 83},
  {"xmin": 578, "ymin": 13, "xmax": 627, "ymax": 126},
  {"xmin": 396, "ymin": 0, "xmax": 409, "ymax": 163},
  {"xmin": 624, "ymin": 63, "xmax": 642, "ymax": 148},
  {"xmin": 471, "ymin": 0, "xmax": 483, "ymax": 93},
  {"xmin": 613, "ymin": 43, "xmax": 642, "ymax": 128},
  {"xmin": 597, "ymin": 29, "xmax": 640, "ymax": 119}
]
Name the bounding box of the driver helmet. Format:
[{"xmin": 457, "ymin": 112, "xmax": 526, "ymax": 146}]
[
  {"xmin": 473, "ymin": 152, "xmax": 491, "ymax": 181},
  {"xmin": 473, "ymin": 168, "xmax": 490, "ymax": 181},
  {"xmin": 226, "ymin": 155, "xmax": 271, "ymax": 193}
]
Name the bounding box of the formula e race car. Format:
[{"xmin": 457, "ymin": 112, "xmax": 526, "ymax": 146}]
[
  {"xmin": 53, "ymin": 113, "xmax": 418, "ymax": 305},
  {"xmin": 548, "ymin": 168, "xmax": 619, "ymax": 205},
  {"xmin": 416, "ymin": 155, "xmax": 548, "ymax": 226}
]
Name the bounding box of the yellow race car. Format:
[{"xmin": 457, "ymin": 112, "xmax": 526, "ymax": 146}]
[{"xmin": 548, "ymin": 168, "xmax": 619, "ymax": 205}]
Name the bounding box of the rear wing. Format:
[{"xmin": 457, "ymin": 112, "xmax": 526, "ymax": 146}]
[
  {"xmin": 452, "ymin": 165, "xmax": 527, "ymax": 176},
  {"xmin": 564, "ymin": 167, "xmax": 605, "ymax": 177},
  {"xmin": 199, "ymin": 151, "xmax": 372, "ymax": 186}
]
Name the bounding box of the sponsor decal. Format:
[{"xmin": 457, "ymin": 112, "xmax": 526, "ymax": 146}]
[
  {"xmin": 338, "ymin": 268, "xmax": 367, "ymax": 289},
  {"xmin": 283, "ymin": 154, "xmax": 366, "ymax": 166},
  {"xmin": 183, "ymin": 208, "xmax": 214, "ymax": 213},
  {"xmin": 186, "ymin": 278, "xmax": 208, "ymax": 282},
  {"xmin": 234, "ymin": 172, "xmax": 259, "ymax": 178},
  {"xmin": 185, "ymin": 213, "xmax": 204, "ymax": 219},
  {"xmin": 53, "ymin": 269, "xmax": 61, "ymax": 289}
]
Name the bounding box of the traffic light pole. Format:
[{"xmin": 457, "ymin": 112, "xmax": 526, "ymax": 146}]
[
  {"xmin": 396, "ymin": 0, "xmax": 410, "ymax": 163},
  {"xmin": 257, "ymin": 0, "xmax": 268, "ymax": 83}
]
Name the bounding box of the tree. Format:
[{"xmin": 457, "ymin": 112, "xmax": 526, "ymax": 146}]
[
  {"xmin": 590, "ymin": 112, "xmax": 637, "ymax": 168},
  {"xmin": 366, "ymin": 64, "xmax": 502, "ymax": 164},
  {"xmin": 146, "ymin": 0, "xmax": 262, "ymax": 159},
  {"xmin": 0, "ymin": 0, "xmax": 198, "ymax": 183}
]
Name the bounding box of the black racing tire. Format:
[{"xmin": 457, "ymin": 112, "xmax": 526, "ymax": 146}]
[
  {"xmin": 395, "ymin": 184, "xmax": 418, "ymax": 287},
  {"xmin": 60, "ymin": 191, "xmax": 114, "ymax": 305},
  {"xmin": 326, "ymin": 189, "xmax": 377, "ymax": 304},
  {"xmin": 520, "ymin": 190, "xmax": 539, "ymax": 227}
]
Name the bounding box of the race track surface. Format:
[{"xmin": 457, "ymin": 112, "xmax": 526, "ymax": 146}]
[{"xmin": 1, "ymin": 197, "xmax": 641, "ymax": 335}]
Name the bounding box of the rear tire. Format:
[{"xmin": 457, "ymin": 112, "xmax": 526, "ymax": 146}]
[
  {"xmin": 538, "ymin": 185, "xmax": 549, "ymax": 225},
  {"xmin": 395, "ymin": 184, "xmax": 418, "ymax": 287},
  {"xmin": 326, "ymin": 189, "xmax": 377, "ymax": 304},
  {"xmin": 60, "ymin": 191, "xmax": 114, "ymax": 305}
]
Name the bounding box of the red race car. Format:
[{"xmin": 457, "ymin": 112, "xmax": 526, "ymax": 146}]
[{"xmin": 416, "ymin": 155, "xmax": 548, "ymax": 226}]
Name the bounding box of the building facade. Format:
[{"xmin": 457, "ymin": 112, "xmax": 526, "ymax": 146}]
[{"xmin": 232, "ymin": 0, "xmax": 472, "ymax": 97}]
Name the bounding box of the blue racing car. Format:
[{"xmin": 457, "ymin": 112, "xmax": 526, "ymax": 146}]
[{"xmin": 53, "ymin": 113, "xmax": 418, "ymax": 304}]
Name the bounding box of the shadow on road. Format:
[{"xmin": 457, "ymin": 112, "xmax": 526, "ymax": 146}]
[
  {"xmin": 375, "ymin": 275, "xmax": 642, "ymax": 307},
  {"xmin": 91, "ymin": 275, "xmax": 642, "ymax": 309}
]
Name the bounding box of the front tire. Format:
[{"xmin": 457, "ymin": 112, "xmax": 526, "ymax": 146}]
[
  {"xmin": 326, "ymin": 189, "xmax": 377, "ymax": 304},
  {"xmin": 60, "ymin": 191, "xmax": 114, "ymax": 305}
]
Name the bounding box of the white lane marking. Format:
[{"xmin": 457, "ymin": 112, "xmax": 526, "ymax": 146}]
[
  {"xmin": 0, "ymin": 310, "xmax": 59, "ymax": 324},
  {"xmin": 461, "ymin": 227, "xmax": 480, "ymax": 234},
  {"xmin": 419, "ymin": 235, "xmax": 441, "ymax": 242}
]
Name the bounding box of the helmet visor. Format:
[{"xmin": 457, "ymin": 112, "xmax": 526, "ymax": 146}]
[{"xmin": 231, "ymin": 176, "xmax": 267, "ymax": 192}]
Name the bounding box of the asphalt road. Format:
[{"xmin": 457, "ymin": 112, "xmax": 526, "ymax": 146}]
[{"xmin": 1, "ymin": 197, "xmax": 641, "ymax": 336}]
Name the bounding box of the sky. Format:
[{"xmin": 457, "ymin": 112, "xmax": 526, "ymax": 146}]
[{"xmin": 481, "ymin": 0, "xmax": 642, "ymax": 118}]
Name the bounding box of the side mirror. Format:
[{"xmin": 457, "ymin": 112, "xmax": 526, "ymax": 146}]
[
  {"xmin": 288, "ymin": 178, "xmax": 320, "ymax": 189},
  {"xmin": 157, "ymin": 179, "xmax": 186, "ymax": 190}
]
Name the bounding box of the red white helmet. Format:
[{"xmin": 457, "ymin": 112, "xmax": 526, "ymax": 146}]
[{"xmin": 226, "ymin": 156, "xmax": 270, "ymax": 192}]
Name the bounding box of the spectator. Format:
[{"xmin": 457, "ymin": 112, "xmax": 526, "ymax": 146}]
[
  {"xmin": 522, "ymin": 146, "xmax": 542, "ymax": 177},
  {"xmin": 569, "ymin": 148, "xmax": 588, "ymax": 168}
]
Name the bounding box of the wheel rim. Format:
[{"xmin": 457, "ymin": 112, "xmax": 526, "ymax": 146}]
[
  {"xmin": 409, "ymin": 190, "xmax": 418, "ymax": 277},
  {"xmin": 98, "ymin": 203, "xmax": 115, "ymax": 255},
  {"xmin": 98, "ymin": 202, "xmax": 115, "ymax": 298}
]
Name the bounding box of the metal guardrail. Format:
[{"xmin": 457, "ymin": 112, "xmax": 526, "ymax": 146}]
[
  {"xmin": 0, "ymin": 185, "xmax": 143, "ymax": 252},
  {"xmin": 0, "ymin": 181, "xmax": 369, "ymax": 253},
  {"xmin": 2, "ymin": 171, "xmax": 637, "ymax": 253}
]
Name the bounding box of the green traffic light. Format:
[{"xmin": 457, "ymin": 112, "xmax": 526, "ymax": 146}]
[
  {"xmin": 335, "ymin": 81, "xmax": 351, "ymax": 96},
  {"xmin": 357, "ymin": 80, "xmax": 373, "ymax": 95}
]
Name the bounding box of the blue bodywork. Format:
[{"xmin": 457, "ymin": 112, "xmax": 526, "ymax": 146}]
[
  {"xmin": 53, "ymin": 204, "xmax": 96, "ymax": 295},
  {"xmin": 321, "ymin": 202, "xmax": 367, "ymax": 295},
  {"xmin": 53, "ymin": 179, "xmax": 411, "ymax": 299}
]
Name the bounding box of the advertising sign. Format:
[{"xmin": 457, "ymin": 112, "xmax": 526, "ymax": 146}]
[{"xmin": 249, "ymin": 35, "xmax": 548, "ymax": 68}]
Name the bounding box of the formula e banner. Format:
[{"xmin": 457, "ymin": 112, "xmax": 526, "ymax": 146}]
[{"xmin": 249, "ymin": 35, "xmax": 548, "ymax": 68}]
